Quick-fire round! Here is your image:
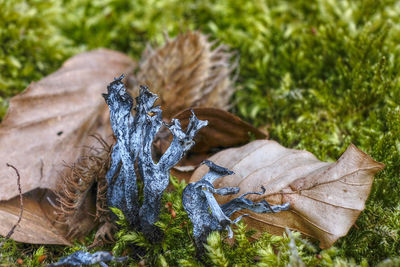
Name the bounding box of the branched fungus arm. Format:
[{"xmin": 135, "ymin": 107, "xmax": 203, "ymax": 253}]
[
  {"xmin": 131, "ymin": 85, "xmax": 160, "ymax": 157},
  {"xmin": 221, "ymin": 187, "xmax": 290, "ymax": 217},
  {"xmin": 137, "ymin": 105, "xmax": 165, "ymax": 240},
  {"xmin": 221, "ymin": 196, "xmax": 290, "ymax": 217},
  {"xmin": 183, "ymin": 160, "xmax": 290, "ymax": 255},
  {"xmin": 139, "ymin": 109, "xmax": 207, "ymax": 241},
  {"xmin": 209, "ymin": 187, "xmax": 240, "ymax": 196},
  {"xmin": 47, "ymin": 251, "xmax": 127, "ymax": 267},
  {"xmin": 203, "ymin": 190, "xmax": 231, "ymax": 227},
  {"xmin": 200, "ymin": 160, "xmax": 234, "ymax": 184},
  {"xmin": 158, "ymin": 112, "xmax": 208, "ymax": 172},
  {"xmin": 103, "ymin": 75, "xmax": 139, "ymax": 226},
  {"xmin": 182, "ymin": 161, "xmax": 234, "ymax": 255},
  {"xmin": 105, "ymin": 143, "xmax": 120, "ymax": 185}
]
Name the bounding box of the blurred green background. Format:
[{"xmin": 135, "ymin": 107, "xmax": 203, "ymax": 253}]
[{"xmin": 1, "ymin": 0, "xmax": 400, "ymax": 264}]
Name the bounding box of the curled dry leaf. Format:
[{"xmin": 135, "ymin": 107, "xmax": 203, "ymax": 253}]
[
  {"xmin": 173, "ymin": 108, "xmax": 268, "ymax": 155},
  {"xmin": 135, "ymin": 31, "xmax": 237, "ymax": 119},
  {"xmin": 190, "ymin": 140, "xmax": 384, "ymax": 248},
  {"xmin": 153, "ymin": 107, "xmax": 267, "ymax": 181},
  {"xmin": 0, "ymin": 49, "xmax": 135, "ymax": 244}
]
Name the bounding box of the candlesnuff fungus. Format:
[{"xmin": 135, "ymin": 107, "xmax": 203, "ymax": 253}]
[
  {"xmin": 103, "ymin": 75, "xmax": 207, "ymax": 241},
  {"xmin": 183, "ymin": 160, "xmax": 290, "ymax": 254},
  {"xmin": 47, "ymin": 251, "xmax": 127, "ymax": 267},
  {"xmin": 103, "ymin": 75, "xmax": 140, "ymax": 227}
]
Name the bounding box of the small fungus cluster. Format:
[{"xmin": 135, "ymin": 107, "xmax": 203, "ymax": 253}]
[
  {"xmin": 103, "ymin": 75, "xmax": 290, "ymax": 252},
  {"xmin": 50, "ymin": 76, "xmax": 289, "ymax": 265}
]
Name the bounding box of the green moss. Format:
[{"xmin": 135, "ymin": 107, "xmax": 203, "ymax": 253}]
[
  {"xmin": 59, "ymin": 0, "xmax": 192, "ymax": 57},
  {"xmin": 0, "ymin": 0, "xmax": 76, "ymax": 118},
  {"xmin": 107, "ymin": 180, "xmax": 368, "ymax": 267},
  {"xmin": 0, "ymin": 179, "xmax": 396, "ymax": 266},
  {"xmin": 1, "ymin": 0, "xmax": 400, "ymax": 264}
]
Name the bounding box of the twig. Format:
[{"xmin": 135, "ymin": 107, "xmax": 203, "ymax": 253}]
[{"xmin": 0, "ymin": 164, "xmax": 24, "ymax": 248}]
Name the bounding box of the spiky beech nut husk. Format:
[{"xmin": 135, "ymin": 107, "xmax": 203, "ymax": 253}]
[
  {"xmin": 49, "ymin": 135, "xmax": 112, "ymax": 241},
  {"xmin": 135, "ymin": 31, "xmax": 237, "ymax": 119}
]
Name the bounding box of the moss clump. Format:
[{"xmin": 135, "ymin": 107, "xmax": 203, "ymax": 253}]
[
  {"xmin": 0, "ymin": 0, "xmax": 76, "ymax": 118},
  {"xmin": 61, "ymin": 0, "xmax": 190, "ymax": 55},
  {"xmin": 0, "ymin": 178, "xmax": 394, "ymax": 266},
  {"xmin": 1, "ymin": 0, "xmax": 400, "ymax": 264},
  {"xmin": 109, "ymin": 178, "xmax": 366, "ymax": 267}
]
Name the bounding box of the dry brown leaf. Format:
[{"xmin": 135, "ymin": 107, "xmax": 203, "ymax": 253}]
[
  {"xmin": 174, "ymin": 108, "xmax": 268, "ymax": 155},
  {"xmin": 190, "ymin": 140, "xmax": 384, "ymax": 248},
  {"xmin": 153, "ymin": 108, "xmax": 267, "ymax": 181},
  {"xmin": 0, "ymin": 49, "xmax": 135, "ymax": 244},
  {"xmin": 135, "ymin": 31, "xmax": 237, "ymax": 119},
  {"xmin": 0, "ymin": 190, "xmax": 72, "ymax": 245}
]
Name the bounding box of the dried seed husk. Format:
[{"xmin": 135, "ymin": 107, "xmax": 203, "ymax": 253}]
[
  {"xmin": 135, "ymin": 31, "xmax": 237, "ymax": 119},
  {"xmin": 51, "ymin": 136, "xmax": 112, "ymax": 241}
]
